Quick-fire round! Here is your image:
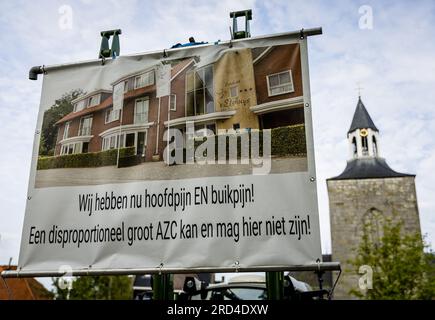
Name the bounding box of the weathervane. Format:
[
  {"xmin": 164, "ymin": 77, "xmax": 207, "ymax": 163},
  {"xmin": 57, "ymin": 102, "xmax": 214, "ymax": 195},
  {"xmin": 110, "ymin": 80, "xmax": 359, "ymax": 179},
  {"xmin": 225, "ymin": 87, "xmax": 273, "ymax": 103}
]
[{"xmin": 356, "ymin": 82, "xmax": 364, "ymax": 98}]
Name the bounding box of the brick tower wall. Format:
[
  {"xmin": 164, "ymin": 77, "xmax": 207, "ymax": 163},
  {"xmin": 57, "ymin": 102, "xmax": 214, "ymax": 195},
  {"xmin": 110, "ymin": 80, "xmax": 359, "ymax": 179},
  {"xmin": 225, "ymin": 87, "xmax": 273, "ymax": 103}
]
[{"xmin": 327, "ymin": 176, "xmax": 421, "ymax": 299}]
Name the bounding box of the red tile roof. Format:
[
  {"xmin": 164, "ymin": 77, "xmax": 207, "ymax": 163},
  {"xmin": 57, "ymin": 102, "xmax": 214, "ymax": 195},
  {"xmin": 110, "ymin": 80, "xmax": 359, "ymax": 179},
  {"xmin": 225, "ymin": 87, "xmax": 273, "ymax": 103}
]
[
  {"xmin": 171, "ymin": 58, "xmax": 194, "ymax": 78},
  {"xmin": 56, "ymin": 85, "xmax": 156, "ymax": 124},
  {"xmin": 56, "ymin": 58, "xmax": 193, "ymax": 125},
  {"xmin": 0, "ymin": 266, "xmax": 53, "ymax": 300}
]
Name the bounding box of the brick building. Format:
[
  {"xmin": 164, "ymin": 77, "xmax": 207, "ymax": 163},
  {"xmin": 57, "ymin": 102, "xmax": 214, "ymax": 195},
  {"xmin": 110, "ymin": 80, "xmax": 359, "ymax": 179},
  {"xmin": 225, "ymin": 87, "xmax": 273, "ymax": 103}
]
[{"xmin": 54, "ymin": 43, "xmax": 305, "ymax": 163}]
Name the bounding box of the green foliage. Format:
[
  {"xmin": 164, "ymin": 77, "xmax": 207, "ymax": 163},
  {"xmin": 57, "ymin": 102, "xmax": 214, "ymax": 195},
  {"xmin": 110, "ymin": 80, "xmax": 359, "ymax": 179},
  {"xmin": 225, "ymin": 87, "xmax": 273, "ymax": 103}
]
[
  {"xmin": 37, "ymin": 147, "xmax": 135, "ymax": 170},
  {"xmin": 118, "ymin": 154, "xmax": 142, "ymax": 167},
  {"xmin": 183, "ymin": 124, "xmax": 306, "ymax": 160},
  {"xmin": 52, "ymin": 276, "xmax": 132, "ymax": 300},
  {"xmin": 350, "ymin": 215, "xmax": 435, "ymax": 299},
  {"xmin": 39, "ymin": 89, "xmax": 84, "ymax": 156},
  {"xmin": 270, "ymin": 124, "xmax": 306, "ymax": 156},
  {"xmin": 38, "ymin": 134, "xmax": 48, "ymax": 156}
]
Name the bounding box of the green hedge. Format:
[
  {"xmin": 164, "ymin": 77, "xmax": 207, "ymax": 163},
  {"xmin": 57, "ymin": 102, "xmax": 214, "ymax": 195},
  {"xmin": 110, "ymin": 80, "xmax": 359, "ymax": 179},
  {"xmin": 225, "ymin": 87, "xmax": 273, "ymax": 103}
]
[
  {"xmin": 118, "ymin": 155, "xmax": 142, "ymax": 168},
  {"xmin": 39, "ymin": 125, "xmax": 306, "ymax": 169},
  {"xmin": 37, "ymin": 147, "xmax": 135, "ymax": 170},
  {"xmin": 270, "ymin": 124, "xmax": 306, "ymax": 156},
  {"xmin": 183, "ymin": 124, "xmax": 306, "ymax": 160}
]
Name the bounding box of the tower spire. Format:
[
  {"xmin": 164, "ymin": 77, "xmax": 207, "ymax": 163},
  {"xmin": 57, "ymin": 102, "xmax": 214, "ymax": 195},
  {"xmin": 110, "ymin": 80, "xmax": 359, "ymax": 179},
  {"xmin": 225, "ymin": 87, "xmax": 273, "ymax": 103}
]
[
  {"xmin": 329, "ymin": 96, "xmax": 414, "ymax": 181},
  {"xmin": 348, "ymin": 97, "xmax": 379, "ymax": 159},
  {"xmin": 348, "ymin": 97, "xmax": 378, "ymax": 134}
]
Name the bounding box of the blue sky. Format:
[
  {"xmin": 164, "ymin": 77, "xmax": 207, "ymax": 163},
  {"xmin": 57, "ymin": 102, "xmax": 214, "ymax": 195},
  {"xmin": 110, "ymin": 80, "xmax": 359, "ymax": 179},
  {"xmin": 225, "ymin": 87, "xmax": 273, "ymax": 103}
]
[{"xmin": 1, "ymin": 0, "xmax": 435, "ymax": 269}]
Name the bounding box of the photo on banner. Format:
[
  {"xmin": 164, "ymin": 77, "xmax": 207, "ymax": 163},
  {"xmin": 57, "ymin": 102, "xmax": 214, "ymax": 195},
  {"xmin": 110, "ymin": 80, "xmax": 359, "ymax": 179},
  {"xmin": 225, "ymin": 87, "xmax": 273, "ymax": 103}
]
[{"xmin": 36, "ymin": 43, "xmax": 307, "ymax": 187}]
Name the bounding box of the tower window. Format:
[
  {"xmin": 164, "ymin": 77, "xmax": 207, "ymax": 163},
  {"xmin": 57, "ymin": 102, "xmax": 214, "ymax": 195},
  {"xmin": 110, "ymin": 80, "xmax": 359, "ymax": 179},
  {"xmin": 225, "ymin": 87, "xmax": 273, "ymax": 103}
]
[
  {"xmin": 362, "ymin": 208, "xmax": 384, "ymax": 245},
  {"xmin": 352, "ymin": 137, "xmax": 357, "ymax": 157},
  {"xmin": 361, "ymin": 136, "xmax": 368, "ymax": 155},
  {"xmin": 372, "ymin": 136, "xmax": 377, "ymax": 156}
]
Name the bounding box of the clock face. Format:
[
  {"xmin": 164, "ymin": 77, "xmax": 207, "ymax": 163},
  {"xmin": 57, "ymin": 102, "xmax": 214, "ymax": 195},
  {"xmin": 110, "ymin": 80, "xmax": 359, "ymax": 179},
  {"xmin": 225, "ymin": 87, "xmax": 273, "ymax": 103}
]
[{"xmin": 360, "ymin": 129, "xmax": 368, "ymax": 137}]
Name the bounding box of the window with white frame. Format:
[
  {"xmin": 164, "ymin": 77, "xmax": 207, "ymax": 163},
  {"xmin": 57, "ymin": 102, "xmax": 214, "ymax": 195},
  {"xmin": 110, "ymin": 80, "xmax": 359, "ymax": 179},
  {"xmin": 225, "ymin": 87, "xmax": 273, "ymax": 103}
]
[
  {"xmin": 61, "ymin": 142, "xmax": 82, "ymax": 155},
  {"xmin": 135, "ymin": 70, "xmax": 155, "ymax": 89},
  {"xmin": 73, "ymin": 142, "xmax": 81, "ymax": 154},
  {"xmin": 73, "ymin": 100, "xmax": 85, "ymax": 112},
  {"xmin": 110, "ymin": 135, "xmax": 116, "ymax": 149},
  {"xmin": 79, "ymin": 116, "xmax": 92, "ymax": 136},
  {"xmin": 102, "ymin": 133, "xmax": 125, "ymax": 151},
  {"xmin": 229, "ymin": 85, "xmax": 239, "ymax": 98},
  {"xmin": 267, "ymin": 70, "xmax": 294, "ymax": 96},
  {"xmin": 123, "ymin": 80, "xmax": 129, "ymax": 93},
  {"xmin": 105, "ymin": 107, "xmax": 120, "ymax": 123},
  {"xmin": 170, "ymin": 94, "xmax": 176, "ymax": 111},
  {"xmin": 60, "ymin": 145, "xmax": 69, "ymax": 155},
  {"xmin": 134, "ymin": 98, "xmax": 149, "ymax": 123},
  {"xmin": 87, "ymin": 94, "xmax": 100, "ymax": 108},
  {"xmin": 63, "ymin": 121, "xmax": 71, "ymax": 140}
]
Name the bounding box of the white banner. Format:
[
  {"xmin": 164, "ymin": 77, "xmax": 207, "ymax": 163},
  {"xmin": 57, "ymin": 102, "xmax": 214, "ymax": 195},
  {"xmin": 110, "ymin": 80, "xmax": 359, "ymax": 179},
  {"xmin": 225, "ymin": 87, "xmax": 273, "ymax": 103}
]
[
  {"xmin": 156, "ymin": 63, "xmax": 171, "ymax": 98},
  {"xmin": 19, "ymin": 35, "xmax": 321, "ymax": 273},
  {"xmin": 112, "ymin": 81, "xmax": 124, "ymax": 111}
]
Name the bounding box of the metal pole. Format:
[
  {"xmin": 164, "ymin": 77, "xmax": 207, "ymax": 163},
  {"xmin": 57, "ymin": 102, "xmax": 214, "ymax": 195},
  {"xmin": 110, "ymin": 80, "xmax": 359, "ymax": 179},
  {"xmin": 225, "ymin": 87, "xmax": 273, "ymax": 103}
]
[
  {"xmin": 167, "ymin": 274, "xmax": 174, "ymax": 300},
  {"xmin": 266, "ymin": 271, "xmax": 283, "ymax": 300},
  {"xmin": 152, "ymin": 274, "xmax": 164, "ymax": 300},
  {"xmin": 153, "ymin": 274, "xmax": 174, "ymax": 300},
  {"xmin": 1, "ymin": 262, "xmax": 340, "ymax": 278},
  {"xmin": 28, "ymin": 27, "xmax": 323, "ymax": 80}
]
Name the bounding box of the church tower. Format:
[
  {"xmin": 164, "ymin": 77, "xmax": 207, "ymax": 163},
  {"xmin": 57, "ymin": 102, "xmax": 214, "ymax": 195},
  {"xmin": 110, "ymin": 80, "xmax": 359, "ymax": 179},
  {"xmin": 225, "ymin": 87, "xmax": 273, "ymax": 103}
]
[{"xmin": 327, "ymin": 97, "xmax": 421, "ymax": 299}]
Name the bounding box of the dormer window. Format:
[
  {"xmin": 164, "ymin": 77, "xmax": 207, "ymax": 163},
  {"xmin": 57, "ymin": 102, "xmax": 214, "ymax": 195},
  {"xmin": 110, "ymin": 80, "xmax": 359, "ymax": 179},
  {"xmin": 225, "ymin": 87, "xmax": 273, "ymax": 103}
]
[
  {"xmin": 105, "ymin": 107, "xmax": 120, "ymax": 123},
  {"xmin": 87, "ymin": 94, "xmax": 100, "ymax": 108},
  {"xmin": 135, "ymin": 70, "xmax": 155, "ymax": 89},
  {"xmin": 73, "ymin": 94, "xmax": 101, "ymax": 112},
  {"xmin": 73, "ymin": 100, "xmax": 85, "ymax": 113}
]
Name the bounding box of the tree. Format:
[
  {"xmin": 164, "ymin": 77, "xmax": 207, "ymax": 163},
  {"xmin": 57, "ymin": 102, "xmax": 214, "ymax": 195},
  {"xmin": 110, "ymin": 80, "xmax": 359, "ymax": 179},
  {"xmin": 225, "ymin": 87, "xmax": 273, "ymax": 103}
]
[
  {"xmin": 52, "ymin": 275, "xmax": 133, "ymax": 300},
  {"xmin": 350, "ymin": 215, "xmax": 435, "ymax": 299},
  {"xmin": 39, "ymin": 89, "xmax": 84, "ymax": 156}
]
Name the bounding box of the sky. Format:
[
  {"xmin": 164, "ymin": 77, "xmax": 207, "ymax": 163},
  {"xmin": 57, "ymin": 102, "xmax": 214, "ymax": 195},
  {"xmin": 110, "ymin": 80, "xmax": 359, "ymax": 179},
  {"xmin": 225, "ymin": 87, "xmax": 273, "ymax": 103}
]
[{"xmin": 0, "ymin": 0, "xmax": 435, "ymax": 275}]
